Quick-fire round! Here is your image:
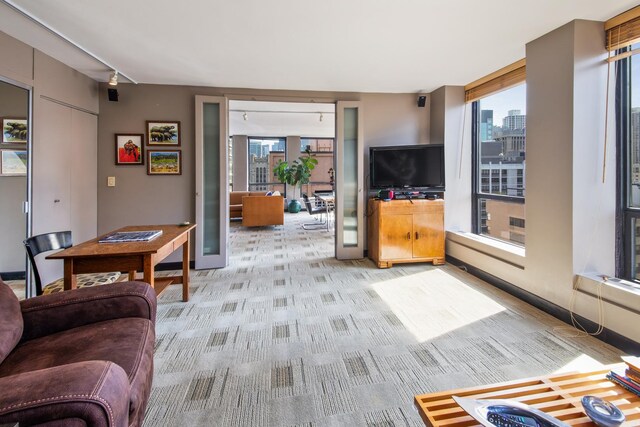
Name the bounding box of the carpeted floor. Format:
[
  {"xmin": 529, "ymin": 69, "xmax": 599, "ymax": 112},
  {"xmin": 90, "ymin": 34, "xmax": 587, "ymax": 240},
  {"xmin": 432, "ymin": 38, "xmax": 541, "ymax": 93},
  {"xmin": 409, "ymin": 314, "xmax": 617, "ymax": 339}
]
[{"xmin": 145, "ymin": 213, "xmax": 623, "ymax": 426}]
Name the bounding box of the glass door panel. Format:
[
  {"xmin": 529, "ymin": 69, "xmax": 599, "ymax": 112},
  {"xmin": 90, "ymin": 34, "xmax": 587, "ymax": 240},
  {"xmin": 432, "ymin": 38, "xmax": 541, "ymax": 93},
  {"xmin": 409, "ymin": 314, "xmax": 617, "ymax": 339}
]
[
  {"xmin": 335, "ymin": 101, "xmax": 363, "ymax": 259},
  {"xmin": 195, "ymin": 96, "xmax": 228, "ymax": 268}
]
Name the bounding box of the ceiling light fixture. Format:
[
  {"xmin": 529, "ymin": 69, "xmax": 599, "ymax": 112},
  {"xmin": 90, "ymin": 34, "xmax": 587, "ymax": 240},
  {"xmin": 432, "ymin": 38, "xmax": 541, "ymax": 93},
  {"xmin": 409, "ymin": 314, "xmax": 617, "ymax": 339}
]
[
  {"xmin": 319, "ymin": 113, "xmax": 324, "ymax": 122},
  {"xmin": 108, "ymin": 71, "xmax": 118, "ymax": 86},
  {"xmin": 243, "ymin": 112, "xmax": 248, "ymax": 121}
]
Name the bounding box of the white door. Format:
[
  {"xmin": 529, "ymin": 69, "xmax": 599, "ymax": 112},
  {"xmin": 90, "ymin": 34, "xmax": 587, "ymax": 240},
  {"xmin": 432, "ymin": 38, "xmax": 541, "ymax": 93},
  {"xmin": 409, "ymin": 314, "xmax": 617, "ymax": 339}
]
[
  {"xmin": 335, "ymin": 101, "xmax": 364, "ymax": 259},
  {"xmin": 195, "ymin": 95, "xmax": 229, "ymax": 269}
]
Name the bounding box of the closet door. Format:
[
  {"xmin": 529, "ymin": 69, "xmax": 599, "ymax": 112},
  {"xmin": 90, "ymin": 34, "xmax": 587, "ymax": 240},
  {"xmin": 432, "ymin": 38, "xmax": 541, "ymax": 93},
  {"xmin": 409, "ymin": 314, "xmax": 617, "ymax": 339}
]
[
  {"xmin": 32, "ymin": 99, "xmax": 97, "ymax": 284},
  {"xmin": 33, "ymin": 99, "xmax": 71, "ymax": 235},
  {"xmin": 69, "ymin": 108, "xmax": 97, "ymax": 243}
]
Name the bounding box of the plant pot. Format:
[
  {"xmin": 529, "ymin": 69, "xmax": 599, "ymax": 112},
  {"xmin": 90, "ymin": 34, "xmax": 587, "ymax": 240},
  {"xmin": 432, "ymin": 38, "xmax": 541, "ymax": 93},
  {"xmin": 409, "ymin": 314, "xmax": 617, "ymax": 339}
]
[{"xmin": 288, "ymin": 199, "xmax": 301, "ymax": 213}]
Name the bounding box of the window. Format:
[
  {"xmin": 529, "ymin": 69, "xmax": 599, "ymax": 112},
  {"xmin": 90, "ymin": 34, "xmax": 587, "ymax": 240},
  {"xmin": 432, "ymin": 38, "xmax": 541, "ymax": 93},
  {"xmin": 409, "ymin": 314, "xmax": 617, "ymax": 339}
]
[
  {"xmin": 248, "ymin": 137, "xmax": 285, "ymax": 193},
  {"xmin": 299, "ymin": 138, "xmax": 335, "ymax": 195},
  {"xmin": 616, "ymin": 44, "xmax": 640, "ymax": 282},
  {"xmin": 509, "ymin": 217, "xmax": 525, "ymax": 228},
  {"xmin": 472, "ymin": 84, "xmax": 526, "ymax": 246}
]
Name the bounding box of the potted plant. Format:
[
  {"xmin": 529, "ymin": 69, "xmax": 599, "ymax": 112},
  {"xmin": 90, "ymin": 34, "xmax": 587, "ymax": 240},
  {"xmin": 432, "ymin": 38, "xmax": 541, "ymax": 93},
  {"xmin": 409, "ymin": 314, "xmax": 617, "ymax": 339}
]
[{"xmin": 273, "ymin": 148, "xmax": 318, "ymax": 213}]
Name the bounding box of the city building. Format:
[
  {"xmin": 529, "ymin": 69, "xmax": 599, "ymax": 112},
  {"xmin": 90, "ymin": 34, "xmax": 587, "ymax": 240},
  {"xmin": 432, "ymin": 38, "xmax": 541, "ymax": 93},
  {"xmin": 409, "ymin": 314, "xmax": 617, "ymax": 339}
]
[
  {"xmin": 480, "ymin": 110, "xmax": 493, "ymax": 142},
  {"xmin": 502, "ymin": 109, "xmax": 526, "ymax": 131}
]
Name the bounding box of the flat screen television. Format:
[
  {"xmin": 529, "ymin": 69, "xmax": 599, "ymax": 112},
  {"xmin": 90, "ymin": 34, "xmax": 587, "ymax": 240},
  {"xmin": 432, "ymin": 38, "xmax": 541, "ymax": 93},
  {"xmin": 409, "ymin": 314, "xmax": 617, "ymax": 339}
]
[{"xmin": 369, "ymin": 144, "xmax": 445, "ymax": 191}]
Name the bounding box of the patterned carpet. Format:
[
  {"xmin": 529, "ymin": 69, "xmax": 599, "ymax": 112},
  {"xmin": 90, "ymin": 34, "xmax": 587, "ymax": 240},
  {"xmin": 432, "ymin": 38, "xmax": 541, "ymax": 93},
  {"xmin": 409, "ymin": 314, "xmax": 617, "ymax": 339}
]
[{"xmin": 146, "ymin": 213, "xmax": 623, "ymax": 426}]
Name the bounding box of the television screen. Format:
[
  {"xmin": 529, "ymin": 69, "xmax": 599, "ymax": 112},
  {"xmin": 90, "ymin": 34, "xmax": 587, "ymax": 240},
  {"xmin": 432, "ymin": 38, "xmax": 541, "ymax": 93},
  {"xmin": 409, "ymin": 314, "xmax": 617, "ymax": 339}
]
[{"xmin": 370, "ymin": 144, "xmax": 445, "ymax": 190}]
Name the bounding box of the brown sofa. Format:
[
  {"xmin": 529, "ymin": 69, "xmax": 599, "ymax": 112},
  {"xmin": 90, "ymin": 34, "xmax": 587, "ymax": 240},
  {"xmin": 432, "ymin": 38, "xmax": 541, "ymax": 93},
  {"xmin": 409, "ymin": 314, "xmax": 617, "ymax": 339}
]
[
  {"xmin": 0, "ymin": 279, "xmax": 156, "ymax": 427},
  {"xmin": 229, "ymin": 191, "xmax": 266, "ymax": 218},
  {"xmin": 242, "ymin": 195, "xmax": 284, "ymax": 227}
]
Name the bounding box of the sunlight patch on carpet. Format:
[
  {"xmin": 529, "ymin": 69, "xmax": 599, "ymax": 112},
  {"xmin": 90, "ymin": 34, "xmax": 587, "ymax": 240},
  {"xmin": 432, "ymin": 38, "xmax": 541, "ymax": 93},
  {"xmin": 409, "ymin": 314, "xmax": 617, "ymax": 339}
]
[{"xmin": 371, "ymin": 268, "xmax": 506, "ymax": 342}]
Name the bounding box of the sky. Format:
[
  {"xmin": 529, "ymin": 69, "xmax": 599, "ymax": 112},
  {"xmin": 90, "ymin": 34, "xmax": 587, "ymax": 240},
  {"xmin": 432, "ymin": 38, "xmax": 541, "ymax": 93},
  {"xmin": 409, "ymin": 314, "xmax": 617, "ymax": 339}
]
[
  {"xmin": 633, "ymin": 57, "xmax": 640, "ymax": 108},
  {"xmin": 478, "ymin": 84, "xmax": 527, "ymax": 126}
]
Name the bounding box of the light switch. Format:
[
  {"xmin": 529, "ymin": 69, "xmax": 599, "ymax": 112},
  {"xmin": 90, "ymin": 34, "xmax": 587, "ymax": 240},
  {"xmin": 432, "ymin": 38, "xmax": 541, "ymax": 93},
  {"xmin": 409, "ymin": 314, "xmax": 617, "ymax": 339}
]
[{"xmin": 107, "ymin": 176, "xmax": 116, "ymax": 187}]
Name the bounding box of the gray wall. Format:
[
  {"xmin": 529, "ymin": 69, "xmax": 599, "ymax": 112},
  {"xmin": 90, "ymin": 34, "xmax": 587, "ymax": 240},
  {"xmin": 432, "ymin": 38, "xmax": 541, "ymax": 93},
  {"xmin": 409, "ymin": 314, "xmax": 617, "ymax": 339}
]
[
  {"xmin": 0, "ymin": 30, "xmax": 99, "ymax": 290},
  {"xmin": 97, "ymin": 84, "xmax": 430, "ymax": 261}
]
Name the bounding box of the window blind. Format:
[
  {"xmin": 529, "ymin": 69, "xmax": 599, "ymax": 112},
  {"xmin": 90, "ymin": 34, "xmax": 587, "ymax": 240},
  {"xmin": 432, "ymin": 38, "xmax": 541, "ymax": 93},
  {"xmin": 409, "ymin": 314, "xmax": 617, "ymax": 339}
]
[
  {"xmin": 606, "ymin": 5, "xmax": 640, "ymax": 61},
  {"xmin": 464, "ymin": 59, "xmax": 526, "ymax": 103}
]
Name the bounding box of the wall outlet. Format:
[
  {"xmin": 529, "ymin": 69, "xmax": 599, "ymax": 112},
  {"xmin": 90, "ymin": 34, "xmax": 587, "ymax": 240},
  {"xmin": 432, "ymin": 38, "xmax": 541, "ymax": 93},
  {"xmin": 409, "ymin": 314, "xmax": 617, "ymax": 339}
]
[{"xmin": 107, "ymin": 176, "xmax": 116, "ymax": 187}]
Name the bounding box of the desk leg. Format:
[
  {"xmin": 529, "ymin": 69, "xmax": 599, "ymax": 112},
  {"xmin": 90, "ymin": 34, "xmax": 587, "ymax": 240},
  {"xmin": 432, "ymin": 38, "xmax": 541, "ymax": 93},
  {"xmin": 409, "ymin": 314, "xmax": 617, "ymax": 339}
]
[
  {"xmin": 182, "ymin": 233, "xmax": 190, "ymax": 302},
  {"xmin": 143, "ymin": 254, "xmax": 154, "ymax": 289},
  {"xmin": 63, "ymin": 259, "xmax": 77, "ymax": 291},
  {"xmin": 128, "ymin": 271, "xmax": 136, "ymax": 281}
]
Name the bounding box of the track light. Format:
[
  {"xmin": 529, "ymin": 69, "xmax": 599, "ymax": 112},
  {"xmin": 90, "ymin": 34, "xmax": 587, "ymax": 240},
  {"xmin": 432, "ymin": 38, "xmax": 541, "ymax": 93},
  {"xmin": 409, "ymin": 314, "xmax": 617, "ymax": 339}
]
[
  {"xmin": 319, "ymin": 113, "xmax": 324, "ymax": 122},
  {"xmin": 243, "ymin": 112, "xmax": 248, "ymax": 121},
  {"xmin": 108, "ymin": 71, "xmax": 118, "ymax": 86}
]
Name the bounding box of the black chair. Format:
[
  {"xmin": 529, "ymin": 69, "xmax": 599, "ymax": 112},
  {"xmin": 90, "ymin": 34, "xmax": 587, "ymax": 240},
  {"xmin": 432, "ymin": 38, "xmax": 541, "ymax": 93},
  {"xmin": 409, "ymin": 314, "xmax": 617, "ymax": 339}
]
[
  {"xmin": 24, "ymin": 231, "xmax": 120, "ymax": 295},
  {"xmin": 302, "ymin": 193, "xmax": 330, "ymax": 230}
]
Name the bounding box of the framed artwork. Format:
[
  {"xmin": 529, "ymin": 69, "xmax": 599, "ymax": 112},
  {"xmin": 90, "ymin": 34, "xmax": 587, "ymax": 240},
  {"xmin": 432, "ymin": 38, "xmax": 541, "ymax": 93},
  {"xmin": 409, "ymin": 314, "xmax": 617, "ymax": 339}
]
[
  {"xmin": 115, "ymin": 134, "xmax": 144, "ymax": 165},
  {"xmin": 0, "ymin": 149, "xmax": 27, "ymax": 176},
  {"xmin": 146, "ymin": 120, "xmax": 180, "ymax": 146},
  {"xmin": 2, "ymin": 118, "xmax": 28, "ymax": 144},
  {"xmin": 147, "ymin": 150, "xmax": 181, "ymax": 175}
]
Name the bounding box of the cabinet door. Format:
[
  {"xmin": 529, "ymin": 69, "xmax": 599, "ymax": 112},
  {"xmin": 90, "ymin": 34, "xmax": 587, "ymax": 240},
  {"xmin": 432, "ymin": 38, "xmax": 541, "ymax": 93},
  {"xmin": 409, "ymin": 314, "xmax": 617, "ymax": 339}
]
[
  {"xmin": 380, "ymin": 214, "xmax": 413, "ymax": 260},
  {"xmin": 413, "ymin": 212, "xmax": 444, "ymax": 258}
]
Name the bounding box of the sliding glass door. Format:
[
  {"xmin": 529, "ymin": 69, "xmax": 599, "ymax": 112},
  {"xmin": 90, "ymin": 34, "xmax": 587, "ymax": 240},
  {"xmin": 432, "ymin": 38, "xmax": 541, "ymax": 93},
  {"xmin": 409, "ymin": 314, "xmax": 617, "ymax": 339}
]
[
  {"xmin": 195, "ymin": 96, "xmax": 229, "ymax": 269},
  {"xmin": 335, "ymin": 101, "xmax": 364, "ymax": 259}
]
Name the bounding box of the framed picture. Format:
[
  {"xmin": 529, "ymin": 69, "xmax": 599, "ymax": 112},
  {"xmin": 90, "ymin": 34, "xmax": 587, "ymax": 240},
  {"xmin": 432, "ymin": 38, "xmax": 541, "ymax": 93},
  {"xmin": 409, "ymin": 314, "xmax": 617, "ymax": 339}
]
[
  {"xmin": 146, "ymin": 121, "xmax": 180, "ymax": 146},
  {"xmin": 0, "ymin": 149, "xmax": 27, "ymax": 176},
  {"xmin": 147, "ymin": 150, "xmax": 181, "ymax": 175},
  {"xmin": 115, "ymin": 134, "xmax": 144, "ymax": 165},
  {"xmin": 2, "ymin": 118, "xmax": 28, "ymax": 144}
]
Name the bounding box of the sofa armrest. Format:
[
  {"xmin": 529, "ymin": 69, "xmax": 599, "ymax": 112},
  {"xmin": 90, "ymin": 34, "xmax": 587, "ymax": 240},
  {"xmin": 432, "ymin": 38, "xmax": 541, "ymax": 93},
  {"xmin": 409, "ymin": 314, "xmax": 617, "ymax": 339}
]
[
  {"xmin": 0, "ymin": 360, "xmax": 130, "ymax": 427},
  {"xmin": 20, "ymin": 281, "xmax": 156, "ymax": 342}
]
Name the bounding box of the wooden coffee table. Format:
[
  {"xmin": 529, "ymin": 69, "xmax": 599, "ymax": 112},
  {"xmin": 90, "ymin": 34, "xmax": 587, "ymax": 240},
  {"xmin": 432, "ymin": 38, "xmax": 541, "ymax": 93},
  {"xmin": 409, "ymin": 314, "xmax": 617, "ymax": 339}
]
[{"xmin": 414, "ymin": 366, "xmax": 640, "ymax": 426}]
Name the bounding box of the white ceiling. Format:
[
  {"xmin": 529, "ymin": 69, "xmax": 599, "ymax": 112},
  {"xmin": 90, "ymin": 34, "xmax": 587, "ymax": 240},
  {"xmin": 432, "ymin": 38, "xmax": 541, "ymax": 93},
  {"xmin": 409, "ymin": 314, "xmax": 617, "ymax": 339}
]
[
  {"xmin": 229, "ymin": 101, "xmax": 335, "ymax": 137},
  {"xmin": 0, "ymin": 0, "xmax": 637, "ymax": 93}
]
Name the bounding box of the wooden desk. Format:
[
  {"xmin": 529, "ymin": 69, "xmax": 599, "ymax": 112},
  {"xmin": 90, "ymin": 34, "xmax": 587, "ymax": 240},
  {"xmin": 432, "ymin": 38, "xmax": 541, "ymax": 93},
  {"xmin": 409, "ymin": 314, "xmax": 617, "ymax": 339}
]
[
  {"xmin": 47, "ymin": 224, "xmax": 196, "ymax": 302},
  {"xmin": 414, "ymin": 366, "xmax": 640, "ymax": 426}
]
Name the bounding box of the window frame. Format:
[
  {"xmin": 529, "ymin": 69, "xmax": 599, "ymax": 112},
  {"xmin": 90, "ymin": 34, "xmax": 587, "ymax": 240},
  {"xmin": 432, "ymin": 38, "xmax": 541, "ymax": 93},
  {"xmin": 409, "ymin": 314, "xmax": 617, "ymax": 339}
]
[{"xmin": 616, "ymin": 47, "xmax": 640, "ymax": 282}]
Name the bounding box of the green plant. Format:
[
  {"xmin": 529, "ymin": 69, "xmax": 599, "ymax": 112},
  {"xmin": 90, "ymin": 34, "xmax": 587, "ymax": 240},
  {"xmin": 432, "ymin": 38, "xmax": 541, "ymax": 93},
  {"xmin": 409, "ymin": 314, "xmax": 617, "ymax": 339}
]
[{"xmin": 273, "ymin": 148, "xmax": 318, "ymax": 200}]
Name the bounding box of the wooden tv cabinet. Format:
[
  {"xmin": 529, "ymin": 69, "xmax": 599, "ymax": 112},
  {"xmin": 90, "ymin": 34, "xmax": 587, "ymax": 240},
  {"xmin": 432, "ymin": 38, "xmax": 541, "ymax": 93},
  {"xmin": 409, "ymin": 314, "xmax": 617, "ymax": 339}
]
[{"xmin": 368, "ymin": 198, "xmax": 445, "ymax": 269}]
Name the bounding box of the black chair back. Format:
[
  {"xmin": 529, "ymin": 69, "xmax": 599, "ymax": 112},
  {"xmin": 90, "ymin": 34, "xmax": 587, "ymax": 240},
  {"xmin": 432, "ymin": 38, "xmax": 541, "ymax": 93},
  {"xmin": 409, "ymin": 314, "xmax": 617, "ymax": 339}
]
[
  {"xmin": 302, "ymin": 193, "xmax": 314, "ymax": 212},
  {"xmin": 302, "ymin": 193, "xmax": 325, "ymax": 215},
  {"xmin": 24, "ymin": 231, "xmax": 72, "ymax": 295}
]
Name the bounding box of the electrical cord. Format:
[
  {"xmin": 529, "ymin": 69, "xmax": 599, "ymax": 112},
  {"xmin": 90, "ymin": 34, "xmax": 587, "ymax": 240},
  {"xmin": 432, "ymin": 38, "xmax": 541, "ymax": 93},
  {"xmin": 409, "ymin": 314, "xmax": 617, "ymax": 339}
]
[{"xmin": 553, "ymin": 275, "xmax": 605, "ymax": 338}]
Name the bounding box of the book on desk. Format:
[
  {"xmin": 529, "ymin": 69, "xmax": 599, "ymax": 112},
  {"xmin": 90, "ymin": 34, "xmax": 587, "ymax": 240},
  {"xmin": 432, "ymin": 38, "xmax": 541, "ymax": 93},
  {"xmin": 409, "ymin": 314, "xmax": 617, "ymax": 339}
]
[{"xmin": 98, "ymin": 230, "xmax": 163, "ymax": 243}]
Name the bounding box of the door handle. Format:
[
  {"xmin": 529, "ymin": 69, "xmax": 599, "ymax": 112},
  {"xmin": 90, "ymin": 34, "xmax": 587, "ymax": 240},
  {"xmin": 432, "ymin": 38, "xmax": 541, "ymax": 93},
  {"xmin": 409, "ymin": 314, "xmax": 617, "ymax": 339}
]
[
  {"xmin": 415, "ymin": 231, "xmax": 419, "ymax": 240},
  {"xmin": 406, "ymin": 232, "xmax": 411, "ymax": 240}
]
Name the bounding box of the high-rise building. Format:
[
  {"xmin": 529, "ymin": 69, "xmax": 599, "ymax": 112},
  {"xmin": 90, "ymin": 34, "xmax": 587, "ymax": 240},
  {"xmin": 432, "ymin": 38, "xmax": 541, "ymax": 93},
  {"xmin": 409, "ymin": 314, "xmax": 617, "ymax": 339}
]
[
  {"xmin": 480, "ymin": 110, "xmax": 493, "ymax": 142},
  {"xmin": 502, "ymin": 110, "xmax": 526, "ymax": 131}
]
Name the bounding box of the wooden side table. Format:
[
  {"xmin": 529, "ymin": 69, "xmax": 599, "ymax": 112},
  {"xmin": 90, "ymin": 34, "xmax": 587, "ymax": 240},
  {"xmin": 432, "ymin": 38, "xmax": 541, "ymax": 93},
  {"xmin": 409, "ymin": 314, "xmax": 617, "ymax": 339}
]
[{"xmin": 414, "ymin": 367, "xmax": 640, "ymax": 426}]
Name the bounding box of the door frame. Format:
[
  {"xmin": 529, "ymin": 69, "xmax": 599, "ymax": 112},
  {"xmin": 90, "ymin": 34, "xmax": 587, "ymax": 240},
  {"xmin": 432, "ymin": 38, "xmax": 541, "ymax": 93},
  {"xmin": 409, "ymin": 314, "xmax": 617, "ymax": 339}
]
[{"xmin": 0, "ymin": 76, "xmax": 32, "ymax": 296}]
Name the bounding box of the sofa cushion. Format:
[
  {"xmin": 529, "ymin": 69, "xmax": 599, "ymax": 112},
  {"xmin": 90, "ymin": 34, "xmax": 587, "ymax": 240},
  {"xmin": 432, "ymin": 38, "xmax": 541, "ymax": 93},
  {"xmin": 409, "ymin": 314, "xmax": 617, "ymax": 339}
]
[
  {"xmin": 0, "ymin": 317, "xmax": 155, "ymax": 423},
  {"xmin": 0, "ymin": 280, "xmax": 23, "ymax": 365}
]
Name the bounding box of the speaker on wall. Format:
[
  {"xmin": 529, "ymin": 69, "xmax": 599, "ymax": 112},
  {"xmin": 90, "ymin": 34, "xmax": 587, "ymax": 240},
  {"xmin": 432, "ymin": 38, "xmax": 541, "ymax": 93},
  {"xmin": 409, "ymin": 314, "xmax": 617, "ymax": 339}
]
[
  {"xmin": 107, "ymin": 88, "xmax": 119, "ymax": 102},
  {"xmin": 417, "ymin": 95, "xmax": 426, "ymax": 108}
]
